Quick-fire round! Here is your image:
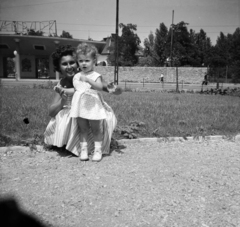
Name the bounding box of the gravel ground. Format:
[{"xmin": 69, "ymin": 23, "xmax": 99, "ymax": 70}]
[{"xmin": 1, "ymin": 139, "xmax": 240, "ymax": 227}]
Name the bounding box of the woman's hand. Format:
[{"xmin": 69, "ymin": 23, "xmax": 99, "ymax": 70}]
[
  {"xmin": 60, "ymin": 89, "xmax": 69, "ymax": 100},
  {"xmin": 54, "ymin": 85, "xmax": 62, "ymax": 93},
  {"xmin": 54, "ymin": 86, "xmax": 67, "ymax": 99}
]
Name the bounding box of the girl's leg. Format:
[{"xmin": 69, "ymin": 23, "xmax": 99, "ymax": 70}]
[
  {"xmin": 89, "ymin": 120, "xmax": 103, "ymax": 162},
  {"xmin": 77, "ymin": 117, "xmax": 90, "ymax": 161}
]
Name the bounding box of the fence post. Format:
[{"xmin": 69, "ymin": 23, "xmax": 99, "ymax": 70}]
[{"xmin": 176, "ymin": 67, "xmax": 179, "ymax": 92}]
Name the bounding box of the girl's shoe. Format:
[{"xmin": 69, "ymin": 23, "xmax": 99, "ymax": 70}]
[
  {"xmin": 80, "ymin": 148, "xmax": 89, "ymax": 161},
  {"xmin": 92, "ymin": 150, "xmax": 102, "ymax": 162}
]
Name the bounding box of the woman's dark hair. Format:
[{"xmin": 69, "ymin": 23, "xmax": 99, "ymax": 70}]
[{"xmin": 52, "ymin": 45, "xmax": 76, "ymax": 72}]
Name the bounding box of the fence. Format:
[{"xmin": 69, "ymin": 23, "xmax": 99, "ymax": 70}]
[
  {"xmin": 119, "ymin": 80, "xmax": 240, "ymax": 92},
  {"xmin": 208, "ymin": 66, "xmax": 240, "ymax": 84},
  {"xmin": 95, "ymin": 66, "xmax": 207, "ymax": 84}
]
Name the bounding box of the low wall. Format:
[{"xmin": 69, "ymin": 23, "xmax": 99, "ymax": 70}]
[{"xmin": 95, "ymin": 66, "xmax": 207, "ymax": 84}]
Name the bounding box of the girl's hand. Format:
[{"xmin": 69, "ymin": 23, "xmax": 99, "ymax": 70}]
[
  {"xmin": 80, "ymin": 75, "xmax": 89, "ymax": 83},
  {"xmin": 112, "ymin": 86, "xmax": 123, "ymax": 95},
  {"xmin": 107, "ymin": 82, "xmax": 122, "ymax": 95}
]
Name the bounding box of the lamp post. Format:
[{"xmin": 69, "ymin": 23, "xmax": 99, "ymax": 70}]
[
  {"xmin": 14, "ymin": 38, "xmax": 20, "ymax": 81},
  {"xmin": 114, "ymin": 0, "xmax": 119, "ymax": 85}
]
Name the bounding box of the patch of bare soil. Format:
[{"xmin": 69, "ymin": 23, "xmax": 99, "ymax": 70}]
[{"xmin": 1, "ymin": 139, "xmax": 240, "ymax": 227}]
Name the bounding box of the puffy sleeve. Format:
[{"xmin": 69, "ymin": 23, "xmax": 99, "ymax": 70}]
[{"xmin": 88, "ymin": 72, "xmax": 102, "ymax": 82}]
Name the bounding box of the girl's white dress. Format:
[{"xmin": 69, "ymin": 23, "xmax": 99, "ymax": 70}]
[
  {"xmin": 70, "ymin": 71, "xmax": 108, "ymax": 120},
  {"xmin": 44, "ymin": 72, "xmax": 117, "ymax": 156}
]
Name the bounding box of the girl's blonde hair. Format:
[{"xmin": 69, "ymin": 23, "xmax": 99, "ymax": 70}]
[{"xmin": 75, "ymin": 43, "xmax": 98, "ymax": 60}]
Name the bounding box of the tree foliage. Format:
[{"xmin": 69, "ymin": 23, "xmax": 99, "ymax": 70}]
[
  {"xmin": 107, "ymin": 23, "xmax": 141, "ymax": 66},
  {"xmin": 60, "ymin": 30, "xmax": 73, "ymax": 39},
  {"xmin": 23, "ymin": 29, "xmax": 44, "ymax": 36},
  {"xmin": 154, "ymin": 23, "xmax": 169, "ymax": 65},
  {"xmin": 141, "ymin": 20, "xmax": 239, "ymax": 73}
]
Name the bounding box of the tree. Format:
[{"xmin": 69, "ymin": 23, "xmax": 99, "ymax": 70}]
[
  {"xmin": 229, "ymin": 28, "xmax": 240, "ymax": 82},
  {"xmin": 142, "ymin": 23, "xmax": 170, "ymax": 67},
  {"xmin": 24, "ymin": 29, "xmax": 44, "ymax": 36},
  {"xmin": 188, "ymin": 29, "xmax": 212, "ymax": 67},
  {"xmin": 119, "ymin": 23, "xmax": 141, "ymax": 66},
  {"xmin": 215, "ymin": 32, "xmax": 230, "ymax": 67},
  {"xmin": 170, "ymin": 21, "xmax": 192, "ymax": 66},
  {"xmin": 154, "ymin": 23, "xmax": 169, "ymax": 66},
  {"xmin": 107, "ymin": 23, "xmax": 141, "ymax": 66},
  {"xmin": 142, "ymin": 32, "xmax": 160, "ymax": 66},
  {"xmin": 60, "ymin": 30, "xmax": 73, "ymax": 39}
]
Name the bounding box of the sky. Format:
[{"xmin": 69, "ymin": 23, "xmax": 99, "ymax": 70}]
[{"xmin": 0, "ymin": 0, "xmax": 239, "ymax": 45}]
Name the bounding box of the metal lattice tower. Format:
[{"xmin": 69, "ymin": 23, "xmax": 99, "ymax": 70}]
[{"xmin": 0, "ymin": 20, "xmax": 57, "ymax": 36}]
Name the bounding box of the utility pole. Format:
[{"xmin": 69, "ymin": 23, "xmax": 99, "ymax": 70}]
[
  {"xmin": 170, "ymin": 10, "xmax": 174, "ymax": 67},
  {"xmin": 170, "ymin": 10, "xmax": 179, "ymax": 92},
  {"xmin": 114, "ymin": 0, "xmax": 119, "ymax": 85},
  {"xmin": 55, "ymin": 20, "xmax": 57, "ymax": 36}
]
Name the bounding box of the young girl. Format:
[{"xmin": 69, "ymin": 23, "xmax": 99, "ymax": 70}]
[{"xmin": 70, "ymin": 43, "xmax": 118, "ymax": 162}]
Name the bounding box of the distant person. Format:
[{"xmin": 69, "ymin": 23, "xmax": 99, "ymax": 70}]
[
  {"xmin": 44, "ymin": 44, "xmax": 121, "ymax": 161},
  {"xmin": 160, "ymin": 73, "xmax": 164, "ymax": 83},
  {"xmin": 160, "ymin": 73, "xmax": 164, "ymax": 88},
  {"xmin": 202, "ymin": 73, "xmax": 208, "ymax": 86}
]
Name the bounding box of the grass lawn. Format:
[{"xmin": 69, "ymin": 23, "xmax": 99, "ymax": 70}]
[{"xmin": 0, "ymin": 85, "xmax": 240, "ymax": 146}]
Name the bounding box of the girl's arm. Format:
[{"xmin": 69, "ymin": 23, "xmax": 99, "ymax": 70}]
[
  {"xmin": 101, "ymin": 77, "xmax": 122, "ymax": 95},
  {"xmin": 80, "ymin": 75, "xmax": 122, "ymax": 94}
]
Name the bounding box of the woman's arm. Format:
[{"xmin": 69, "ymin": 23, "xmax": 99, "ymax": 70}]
[
  {"xmin": 62, "ymin": 88, "xmax": 75, "ymax": 95},
  {"xmin": 48, "ymin": 93, "xmax": 65, "ymax": 118},
  {"xmin": 54, "ymin": 85, "xmax": 75, "ymax": 96}
]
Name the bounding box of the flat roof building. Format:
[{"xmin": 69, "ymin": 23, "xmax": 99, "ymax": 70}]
[{"xmin": 0, "ymin": 34, "xmax": 107, "ymax": 80}]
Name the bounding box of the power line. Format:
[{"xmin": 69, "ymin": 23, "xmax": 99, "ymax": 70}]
[
  {"xmin": 59, "ymin": 28, "xmax": 236, "ymax": 34},
  {"xmin": 58, "ymin": 22, "xmax": 238, "ymax": 28},
  {"xmin": 1, "ymin": 20, "xmax": 237, "ymax": 29},
  {"xmin": 58, "ymin": 23, "xmax": 115, "ymax": 27}
]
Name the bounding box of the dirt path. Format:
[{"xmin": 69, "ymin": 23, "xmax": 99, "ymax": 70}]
[{"xmin": 1, "ymin": 139, "xmax": 240, "ymax": 227}]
